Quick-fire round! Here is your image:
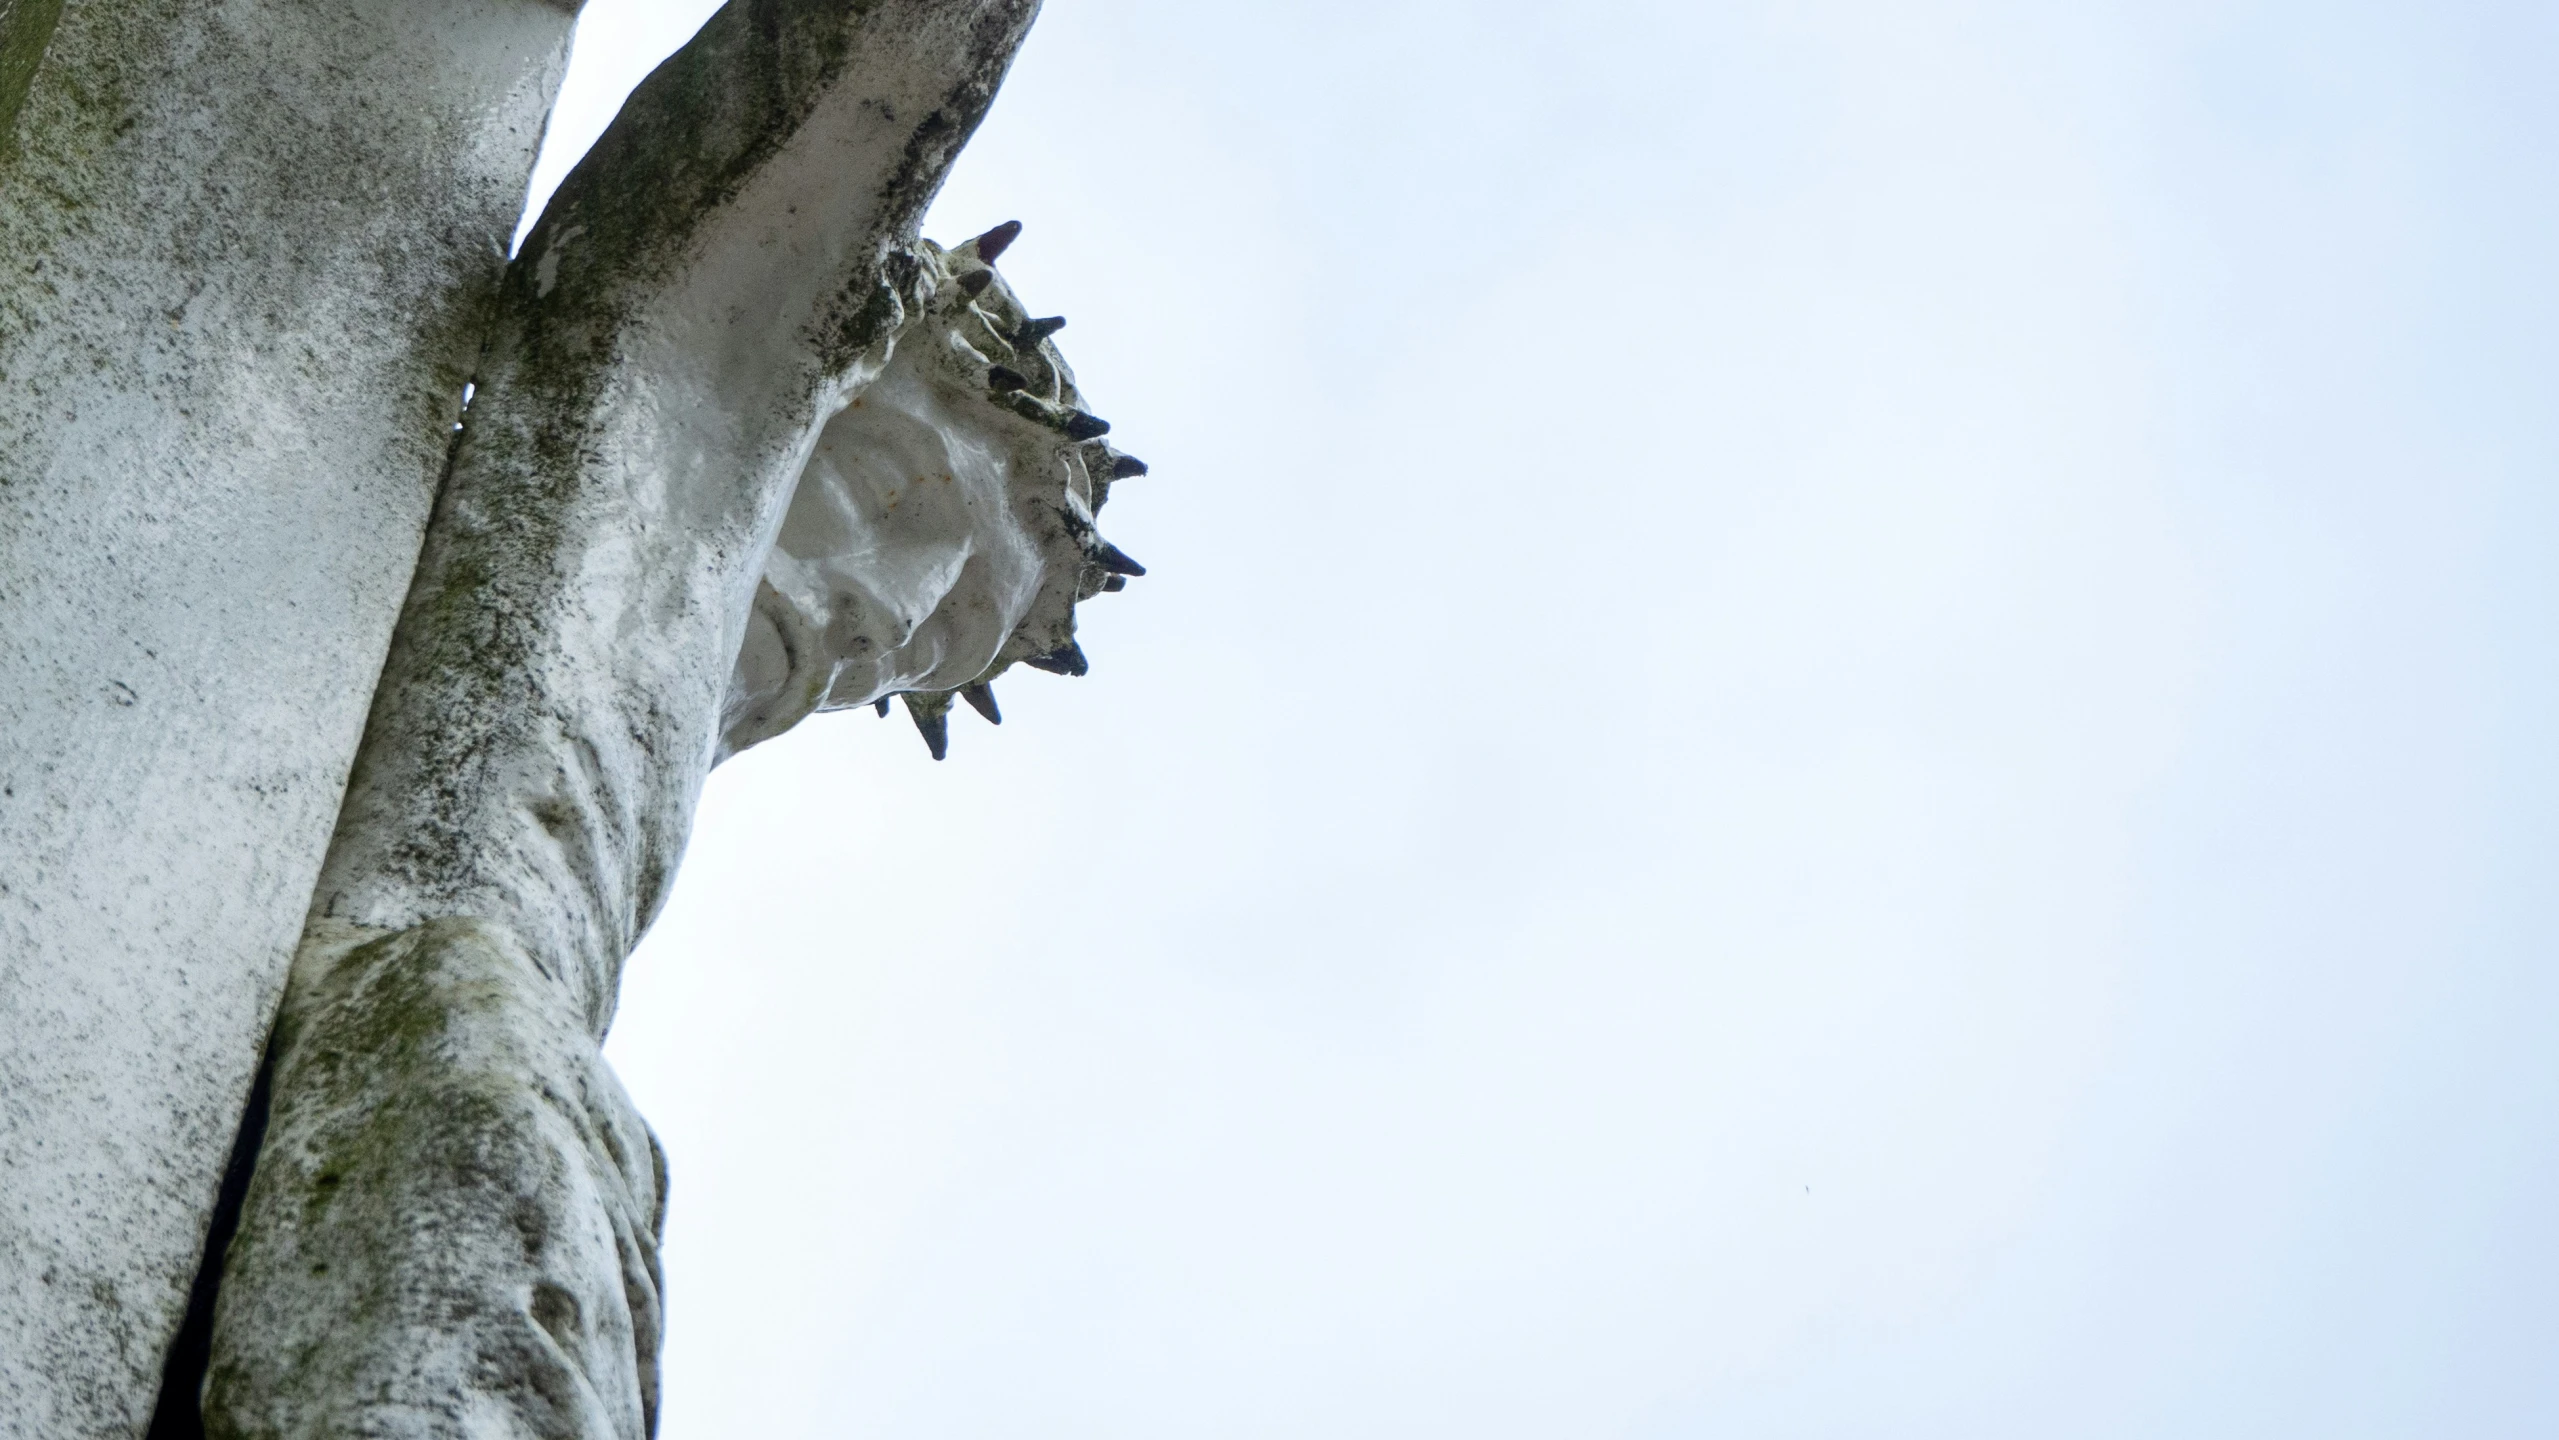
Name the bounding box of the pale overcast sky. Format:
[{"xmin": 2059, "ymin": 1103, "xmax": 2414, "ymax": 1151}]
[{"xmin": 531, "ymin": 3, "xmax": 2559, "ymax": 1435}]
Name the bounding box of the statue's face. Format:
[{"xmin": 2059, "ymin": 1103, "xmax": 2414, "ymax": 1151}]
[
  {"xmin": 718, "ymin": 242, "xmax": 1124, "ymax": 760},
  {"xmin": 726, "ymin": 359, "xmax": 1050, "ymax": 750}
]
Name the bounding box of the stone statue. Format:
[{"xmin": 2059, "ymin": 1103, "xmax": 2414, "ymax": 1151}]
[{"xmin": 0, "ymin": 1, "xmax": 1141, "ymax": 1434}]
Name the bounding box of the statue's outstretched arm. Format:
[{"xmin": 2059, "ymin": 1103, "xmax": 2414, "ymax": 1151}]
[{"xmin": 314, "ymin": 0, "xmax": 1046, "ymax": 1021}]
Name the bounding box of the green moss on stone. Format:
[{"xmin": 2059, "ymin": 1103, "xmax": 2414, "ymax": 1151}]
[{"xmin": 0, "ymin": 0, "xmax": 64, "ymax": 156}]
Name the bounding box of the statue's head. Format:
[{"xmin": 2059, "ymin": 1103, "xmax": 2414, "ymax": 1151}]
[{"xmin": 720, "ymin": 222, "xmax": 1148, "ymax": 761}]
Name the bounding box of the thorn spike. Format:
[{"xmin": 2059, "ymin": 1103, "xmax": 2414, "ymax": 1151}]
[
  {"xmin": 905, "ymin": 702, "xmax": 949, "ymax": 760},
  {"xmin": 987, "ymin": 365, "xmax": 1028, "ymax": 393},
  {"xmin": 956, "ymin": 269, "xmax": 994, "ymax": 298},
  {"xmin": 974, "ymin": 220, "xmax": 1022, "ymax": 264},
  {"xmin": 1092, "ymin": 541, "xmax": 1145, "ymax": 576},
  {"xmin": 1022, "ymin": 641, "xmax": 1089, "ymax": 677},
  {"xmin": 874, "ymin": 697, "xmax": 891, "ymax": 717},
  {"xmin": 1014, "ymin": 315, "xmax": 1066, "ymax": 349},
  {"xmin": 1102, "ymin": 574, "xmax": 1127, "ymax": 592},
  {"xmin": 1060, "ymin": 410, "xmax": 1110, "ymax": 442},
  {"xmin": 1108, "ymin": 453, "xmax": 1150, "ymax": 479},
  {"xmin": 961, "ymin": 683, "xmax": 1002, "ymax": 725}
]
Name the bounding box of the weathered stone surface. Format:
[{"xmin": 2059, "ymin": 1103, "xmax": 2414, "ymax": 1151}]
[
  {"xmin": 0, "ymin": 2, "xmax": 578, "ymax": 1431},
  {"xmin": 2, "ymin": 0, "xmax": 1140, "ymax": 1429},
  {"xmin": 199, "ymin": 3, "xmax": 1102, "ymax": 1432},
  {"xmin": 205, "ymin": 918, "xmax": 665, "ymax": 1440}
]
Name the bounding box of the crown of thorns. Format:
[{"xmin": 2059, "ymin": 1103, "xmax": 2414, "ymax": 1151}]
[{"xmin": 870, "ymin": 220, "xmax": 1151, "ymax": 761}]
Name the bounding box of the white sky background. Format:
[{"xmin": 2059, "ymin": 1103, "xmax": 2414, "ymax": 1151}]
[{"xmin": 525, "ymin": 3, "xmax": 2559, "ymax": 1435}]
